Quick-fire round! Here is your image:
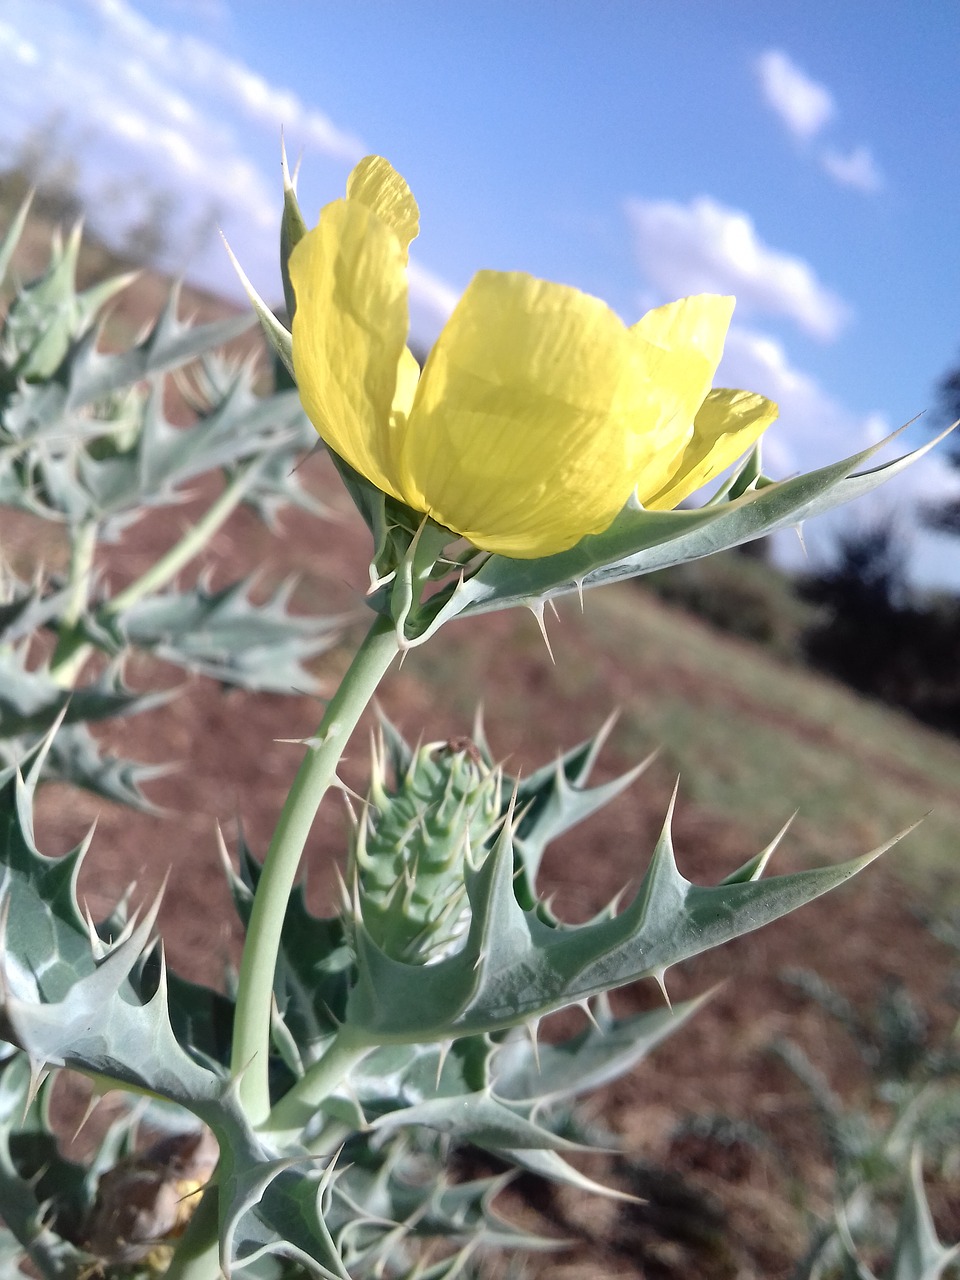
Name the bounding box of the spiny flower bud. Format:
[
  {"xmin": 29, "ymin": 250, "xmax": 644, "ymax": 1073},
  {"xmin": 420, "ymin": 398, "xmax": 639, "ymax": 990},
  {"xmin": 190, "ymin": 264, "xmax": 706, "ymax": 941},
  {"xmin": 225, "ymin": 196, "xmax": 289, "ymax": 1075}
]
[{"xmin": 349, "ymin": 734, "xmax": 502, "ymax": 964}]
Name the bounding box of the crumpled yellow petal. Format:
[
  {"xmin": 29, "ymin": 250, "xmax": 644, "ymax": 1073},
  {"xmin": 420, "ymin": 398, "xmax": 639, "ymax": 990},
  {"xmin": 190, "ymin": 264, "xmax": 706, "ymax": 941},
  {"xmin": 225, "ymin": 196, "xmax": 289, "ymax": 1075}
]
[
  {"xmin": 290, "ymin": 155, "xmax": 777, "ymax": 561},
  {"xmin": 643, "ymin": 388, "xmax": 779, "ymax": 511},
  {"xmin": 346, "ymin": 156, "xmax": 420, "ymax": 260},
  {"xmin": 629, "ymin": 296, "xmax": 735, "ymax": 503},
  {"xmin": 397, "ymin": 270, "xmax": 650, "ymax": 558},
  {"xmin": 289, "ymin": 198, "xmax": 410, "ymax": 502}
]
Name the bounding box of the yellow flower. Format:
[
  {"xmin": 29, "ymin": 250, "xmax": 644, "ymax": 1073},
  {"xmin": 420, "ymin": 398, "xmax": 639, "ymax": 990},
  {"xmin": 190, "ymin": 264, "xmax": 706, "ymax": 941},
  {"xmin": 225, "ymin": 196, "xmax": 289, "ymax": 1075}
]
[{"xmin": 290, "ymin": 157, "xmax": 778, "ymax": 560}]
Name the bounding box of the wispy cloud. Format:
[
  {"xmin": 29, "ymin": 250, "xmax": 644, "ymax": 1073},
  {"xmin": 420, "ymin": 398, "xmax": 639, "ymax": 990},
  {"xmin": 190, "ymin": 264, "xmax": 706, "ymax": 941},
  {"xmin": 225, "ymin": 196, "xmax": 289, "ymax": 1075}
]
[
  {"xmin": 715, "ymin": 324, "xmax": 959, "ymax": 580},
  {"xmin": 625, "ymin": 195, "xmax": 850, "ymax": 341},
  {"xmin": 755, "ymin": 49, "xmax": 835, "ymax": 141},
  {"xmin": 0, "ymin": 0, "xmax": 461, "ymax": 333},
  {"xmin": 755, "ymin": 47, "xmax": 885, "ymax": 197},
  {"xmin": 718, "ymin": 326, "xmax": 879, "ymax": 473},
  {"xmin": 821, "ymin": 144, "xmax": 884, "ymax": 194},
  {"xmin": 0, "ymin": 0, "xmax": 360, "ymax": 294},
  {"xmin": 0, "ymin": 19, "xmax": 39, "ymax": 65}
]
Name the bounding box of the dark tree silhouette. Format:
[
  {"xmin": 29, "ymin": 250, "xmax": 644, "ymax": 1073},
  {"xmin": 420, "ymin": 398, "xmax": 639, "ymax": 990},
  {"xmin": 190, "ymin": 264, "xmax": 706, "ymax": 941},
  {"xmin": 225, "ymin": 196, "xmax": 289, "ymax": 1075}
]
[
  {"xmin": 923, "ymin": 355, "xmax": 960, "ymax": 533},
  {"xmin": 799, "ymin": 518, "xmax": 960, "ymax": 734}
]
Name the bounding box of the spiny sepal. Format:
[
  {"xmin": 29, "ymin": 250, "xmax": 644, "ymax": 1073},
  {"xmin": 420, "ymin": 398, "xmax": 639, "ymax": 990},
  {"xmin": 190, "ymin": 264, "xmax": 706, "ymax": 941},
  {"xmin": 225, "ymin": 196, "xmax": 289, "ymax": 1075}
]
[{"xmin": 376, "ymin": 713, "xmax": 646, "ymax": 915}]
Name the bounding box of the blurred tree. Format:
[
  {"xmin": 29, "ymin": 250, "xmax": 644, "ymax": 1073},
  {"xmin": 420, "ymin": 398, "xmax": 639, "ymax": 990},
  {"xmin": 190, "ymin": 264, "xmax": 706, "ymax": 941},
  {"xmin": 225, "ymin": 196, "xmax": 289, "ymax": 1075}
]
[
  {"xmin": 923, "ymin": 353, "xmax": 960, "ymax": 533},
  {"xmin": 0, "ymin": 113, "xmax": 84, "ymax": 223},
  {"xmin": 799, "ymin": 517, "xmax": 960, "ymax": 733}
]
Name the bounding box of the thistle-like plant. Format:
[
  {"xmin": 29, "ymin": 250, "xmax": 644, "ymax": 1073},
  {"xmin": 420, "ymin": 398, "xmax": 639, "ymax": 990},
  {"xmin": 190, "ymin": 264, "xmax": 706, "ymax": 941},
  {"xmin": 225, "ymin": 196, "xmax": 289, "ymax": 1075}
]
[
  {"xmin": 0, "ymin": 195, "xmax": 342, "ymax": 805},
  {"xmin": 774, "ymin": 957, "xmax": 960, "ymax": 1278},
  {"xmin": 0, "ymin": 154, "xmax": 954, "ymax": 1280}
]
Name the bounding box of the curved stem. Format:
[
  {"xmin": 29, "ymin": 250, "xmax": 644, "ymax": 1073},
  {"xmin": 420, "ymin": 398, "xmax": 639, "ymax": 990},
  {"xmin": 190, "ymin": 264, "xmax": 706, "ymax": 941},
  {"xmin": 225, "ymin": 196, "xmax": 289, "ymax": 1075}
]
[
  {"xmin": 231, "ymin": 613, "xmax": 399, "ymax": 1123},
  {"xmin": 106, "ymin": 459, "xmax": 263, "ymax": 618},
  {"xmin": 47, "ymin": 463, "xmax": 262, "ymax": 689},
  {"xmin": 265, "ymin": 1026, "xmax": 370, "ymax": 1144}
]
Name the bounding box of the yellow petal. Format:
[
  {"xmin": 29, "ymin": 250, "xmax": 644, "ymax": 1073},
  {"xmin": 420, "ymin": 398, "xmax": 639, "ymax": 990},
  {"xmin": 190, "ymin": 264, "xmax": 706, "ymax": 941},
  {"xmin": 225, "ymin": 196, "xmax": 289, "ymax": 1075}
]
[
  {"xmin": 346, "ymin": 156, "xmax": 420, "ymax": 260},
  {"xmin": 392, "ymin": 345, "xmax": 421, "ymax": 422},
  {"xmin": 398, "ymin": 271, "xmax": 647, "ymax": 558},
  {"xmin": 289, "ymin": 198, "xmax": 410, "ymax": 501},
  {"xmin": 629, "ymin": 295, "xmax": 735, "ymax": 503},
  {"xmin": 643, "ymin": 388, "xmax": 779, "ymax": 511}
]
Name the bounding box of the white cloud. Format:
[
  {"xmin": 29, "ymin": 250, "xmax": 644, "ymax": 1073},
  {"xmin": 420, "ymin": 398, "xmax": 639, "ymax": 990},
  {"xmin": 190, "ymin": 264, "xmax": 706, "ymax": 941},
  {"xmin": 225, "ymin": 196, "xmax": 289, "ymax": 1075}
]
[
  {"xmin": 625, "ymin": 195, "xmax": 850, "ymax": 341},
  {"xmin": 0, "ymin": 20, "xmax": 38, "ymax": 64},
  {"xmin": 821, "ymin": 144, "xmax": 884, "ymax": 194},
  {"xmin": 0, "ymin": 0, "xmax": 459, "ymax": 331},
  {"xmin": 718, "ymin": 325, "xmax": 877, "ymax": 475},
  {"xmin": 717, "ymin": 326, "xmax": 960, "ymax": 585},
  {"xmin": 755, "ymin": 49, "xmax": 835, "ymax": 141},
  {"xmin": 0, "ymin": 0, "xmax": 353, "ymax": 293}
]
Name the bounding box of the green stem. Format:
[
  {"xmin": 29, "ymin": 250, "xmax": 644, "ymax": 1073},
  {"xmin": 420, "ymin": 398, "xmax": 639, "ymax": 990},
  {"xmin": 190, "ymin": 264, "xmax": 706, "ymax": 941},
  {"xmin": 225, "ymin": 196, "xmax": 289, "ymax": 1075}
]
[
  {"xmin": 163, "ymin": 1181, "xmax": 222, "ymax": 1280},
  {"xmin": 48, "ymin": 520, "xmax": 98, "ymax": 687},
  {"xmin": 47, "ymin": 462, "xmax": 260, "ymax": 689},
  {"xmin": 231, "ymin": 613, "xmax": 399, "ymax": 1123},
  {"xmin": 266, "ymin": 1026, "xmax": 370, "ymax": 1144},
  {"xmin": 106, "ymin": 460, "xmax": 263, "ymax": 618}
]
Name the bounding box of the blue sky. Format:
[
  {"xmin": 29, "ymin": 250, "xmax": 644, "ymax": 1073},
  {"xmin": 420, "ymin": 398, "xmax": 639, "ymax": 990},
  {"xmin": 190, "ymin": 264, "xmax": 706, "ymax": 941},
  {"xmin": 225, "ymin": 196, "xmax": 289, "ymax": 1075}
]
[{"xmin": 2, "ymin": 0, "xmax": 959, "ymax": 584}]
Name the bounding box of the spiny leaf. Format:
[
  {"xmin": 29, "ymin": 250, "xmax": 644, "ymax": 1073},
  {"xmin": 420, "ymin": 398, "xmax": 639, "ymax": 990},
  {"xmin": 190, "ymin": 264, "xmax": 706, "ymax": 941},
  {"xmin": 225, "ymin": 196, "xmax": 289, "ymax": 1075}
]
[
  {"xmin": 108, "ymin": 576, "xmax": 344, "ymax": 693},
  {"xmin": 0, "ymin": 650, "xmax": 163, "ymax": 738},
  {"xmin": 56, "ymin": 285, "xmax": 253, "ymax": 411},
  {"xmin": 888, "ymin": 1149, "xmax": 960, "ymax": 1280},
  {"xmin": 0, "ymin": 1053, "xmax": 93, "ymax": 1279},
  {"xmin": 400, "ymin": 429, "xmax": 947, "ymax": 634},
  {"xmin": 344, "ymin": 798, "xmax": 897, "ymax": 1043},
  {"xmin": 215, "ymin": 1136, "xmax": 350, "ymax": 1280},
  {"xmin": 0, "ymin": 762, "xmax": 99, "ymax": 1002},
  {"xmin": 492, "ymin": 991, "xmax": 710, "ymax": 1104},
  {"xmin": 0, "ymin": 223, "xmax": 134, "ymax": 388},
  {"xmin": 508, "ymin": 722, "xmax": 647, "ymax": 903},
  {"xmin": 0, "ymin": 191, "xmax": 33, "ymax": 292},
  {"xmin": 34, "ymin": 374, "xmax": 309, "ymax": 534},
  {"xmin": 0, "ymin": 574, "xmax": 70, "ymax": 645},
  {"xmin": 0, "ymin": 721, "xmax": 166, "ymax": 812},
  {"xmin": 0, "ymin": 758, "xmax": 223, "ymax": 1110}
]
